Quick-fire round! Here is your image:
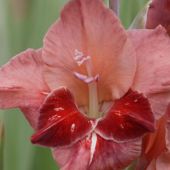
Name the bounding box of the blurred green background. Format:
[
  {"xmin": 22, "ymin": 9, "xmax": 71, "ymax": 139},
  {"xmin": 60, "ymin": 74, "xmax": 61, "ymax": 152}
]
[{"xmin": 0, "ymin": 0, "xmax": 148, "ymax": 170}]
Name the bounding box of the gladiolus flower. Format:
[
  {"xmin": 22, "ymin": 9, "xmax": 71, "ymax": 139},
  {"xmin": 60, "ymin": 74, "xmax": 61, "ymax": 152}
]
[{"xmin": 1, "ymin": 0, "xmax": 170, "ymax": 169}]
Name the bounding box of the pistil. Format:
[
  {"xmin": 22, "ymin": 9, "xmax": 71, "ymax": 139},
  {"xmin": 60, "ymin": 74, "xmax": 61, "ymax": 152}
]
[{"xmin": 74, "ymin": 50, "xmax": 99, "ymax": 118}]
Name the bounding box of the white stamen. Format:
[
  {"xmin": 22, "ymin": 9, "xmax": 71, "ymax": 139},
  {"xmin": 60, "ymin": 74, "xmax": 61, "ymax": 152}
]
[
  {"xmin": 85, "ymin": 77, "xmax": 97, "ymax": 84},
  {"xmin": 77, "ymin": 58, "xmax": 88, "ymax": 66},
  {"xmin": 73, "ymin": 72, "xmax": 88, "ymax": 81},
  {"xmin": 74, "ymin": 49, "xmax": 91, "ymax": 66},
  {"xmin": 89, "ymin": 133, "xmax": 97, "ymax": 165},
  {"xmin": 74, "ymin": 49, "xmax": 83, "ymax": 59},
  {"xmin": 74, "ymin": 72, "xmax": 99, "ymax": 84}
]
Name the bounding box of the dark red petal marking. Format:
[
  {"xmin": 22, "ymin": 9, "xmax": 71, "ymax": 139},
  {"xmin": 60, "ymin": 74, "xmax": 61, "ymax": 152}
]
[
  {"xmin": 31, "ymin": 87, "xmax": 92, "ymax": 147},
  {"xmin": 96, "ymin": 90, "xmax": 155, "ymax": 141}
]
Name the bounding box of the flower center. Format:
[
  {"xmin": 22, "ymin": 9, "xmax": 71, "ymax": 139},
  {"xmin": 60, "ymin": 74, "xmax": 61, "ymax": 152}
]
[{"xmin": 73, "ymin": 49, "xmax": 99, "ymax": 118}]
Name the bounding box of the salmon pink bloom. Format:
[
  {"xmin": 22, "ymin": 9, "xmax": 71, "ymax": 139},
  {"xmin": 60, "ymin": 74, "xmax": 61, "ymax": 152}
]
[{"xmin": 1, "ymin": 0, "xmax": 170, "ymax": 169}]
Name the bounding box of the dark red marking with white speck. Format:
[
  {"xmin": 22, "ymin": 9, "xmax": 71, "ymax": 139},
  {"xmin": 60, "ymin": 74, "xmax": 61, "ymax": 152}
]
[{"xmin": 31, "ymin": 88, "xmax": 155, "ymax": 147}]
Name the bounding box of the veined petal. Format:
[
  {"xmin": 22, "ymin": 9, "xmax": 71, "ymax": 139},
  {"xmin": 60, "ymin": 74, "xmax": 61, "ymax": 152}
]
[
  {"xmin": 96, "ymin": 90, "xmax": 155, "ymax": 142},
  {"xmin": 42, "ymin": 0, "xmax": 136, "ymax": 106},
  {"xmin": 52, "ymin": 135, "xmax": 141, "ymax": 170},
  {"xmin": 128, "ymin": 26, "xmax": 170, "ymax": 119},
  {"xmin": 31, "ymin": 87, "xmax": 92, "ymax": 147},
  {"xmin": 0, "ymin": 49, "xmax": 49, "ymax": 128}
]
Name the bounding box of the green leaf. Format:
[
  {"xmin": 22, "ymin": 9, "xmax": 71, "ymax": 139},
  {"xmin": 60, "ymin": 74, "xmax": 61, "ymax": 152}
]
[
  {"xmin": 129, "ymin": 2, "xmax": 149, "ymax": 29},
  {"xmin": 120, "ymin": 0, "xmax": 149, "ymax": 28}
]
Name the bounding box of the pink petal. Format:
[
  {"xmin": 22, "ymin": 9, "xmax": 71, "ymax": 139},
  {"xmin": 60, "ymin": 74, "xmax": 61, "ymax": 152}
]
[
  {"xmin": 31, "ymin": 87, "xmax": 92, "ymax": 147},
  {"xmin": 152, "ymin": 108, "xmax": 170, "ymax": 170},
  {"xmin": 0, "ymin": 49, "xmax": 49, "ymax": 128},
  {"xmin": 20, "ymin": 107, "xmax": 42, "ymax": 129},
  {"xmin": 136, "ymin": 107, "xmax": 170, "ymax": 170},
  {"xmin": 53, "ymin": 138, "xmax": 91, "ymax": 170},
  {"xmin": 136, "ymin": 115, "xmax": 167, "ymax": 170},
  {"xmin": 128, "ymin": 26, "xmax": 170, "ymax": 119},
  {"xmin": 42, "ymin": 0, "xmax": 136, "ymax": 106},
  {"xmin": 144, "ymin": 116, "xmax": 166, "ymax": 159},
  {"xmin": 146, "ymin": 0, "xmax": 170, "ymax": 35},
  {"xmin": 96, "ymin": 90, "xmax": 155, "ymax": 142},
  {"xmin": 52, "ymin": 135, "xmax": 141, "ymax": 170}
]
